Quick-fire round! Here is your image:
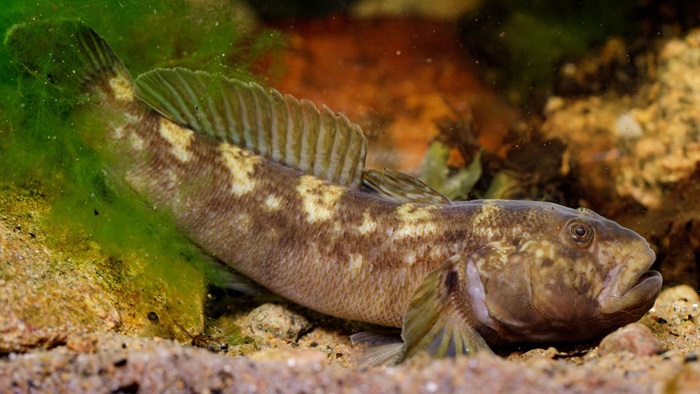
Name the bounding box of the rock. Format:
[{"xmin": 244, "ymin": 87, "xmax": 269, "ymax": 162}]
[
  {"xmin": 614, "ymin": 113, "xmax": 643, "ymax": 139},
  {"xmin": 542, "ymin": 29, "xmax": 700, "ymax": 209},
  {"xmin": 66, "ymin": 334, "xmax": 98, "ymax": 353},
  {"xmin": 247, "ymin": 304, "xmax": 311, "ymax": 341},
  {"xmin": 0, "ymin": 185, "xmax": 207, "ymax": 350},
  {"xmin": 657, "ymin": 285, "xmax": 700, "ymax": 305},
  {"xmin": 270, "ymin": 16, "xmax": 519, "ymax": 172},
  {"xmin": 648, "ymin": 285, "xmax": 700, "ymax": 328},
  {"xmin": 640, "ymin": 285, "xmax": 700, "ymax": 354},
  {"xmin": 598, "ymin": 323, "xmax": 664, "ymax": 356},
  {"xmin": 0, "ymin": 220, "xmax": 116, "ymax": 353}
]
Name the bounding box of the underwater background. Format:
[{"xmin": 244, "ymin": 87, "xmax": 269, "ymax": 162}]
[{"xmin": 2, "ymin": 0, "xmax": 700, "ymax": 392}]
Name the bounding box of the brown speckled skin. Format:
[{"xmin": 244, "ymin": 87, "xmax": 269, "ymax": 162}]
[{"xmin": 94, "ymin": 73, "xmax": 660, "ymax": 346}]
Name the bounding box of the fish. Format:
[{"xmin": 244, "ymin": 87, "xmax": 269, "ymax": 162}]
[{"xmin": 6, "ymin": 20, "xmax": 663, "ymax": 365}]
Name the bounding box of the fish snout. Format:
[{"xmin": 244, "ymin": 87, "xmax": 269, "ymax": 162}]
[{"xmin": 598, "ymin": 246, "xmax": 662, "ymax": 315}]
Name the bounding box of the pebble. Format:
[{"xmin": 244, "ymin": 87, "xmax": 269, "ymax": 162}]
[
  {"xmin": 658, "ymin": 285, "xmax": 700, "ymax": 305},
  {"xmin": 614, "ymin": 113, "xmax": 643, "ymax": 139},
  {"xmin": 247, "ymin": 303, "xmax": 311, "ymax": 341},
  {"xmin": 598, "ymin": 322, "xmax": 664, "ymax": 356},
  {"xmin": 66, "ymin": 334, "xmax": 97, "ymax": 353}
]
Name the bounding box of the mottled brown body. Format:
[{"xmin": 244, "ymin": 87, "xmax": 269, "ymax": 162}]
[
  {"xmin": 89, "ymin": 63, "xmax": 661, "ymax": 347},
  {"xmin": 104, "ymin": 87, "xmax": 633, "ymax": 340}
]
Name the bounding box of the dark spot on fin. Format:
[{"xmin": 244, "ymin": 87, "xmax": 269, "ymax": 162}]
[
  {"xmin": 362, "ymin": 168, "xmax": 452, "ymax": 205},
  {"xmin": 398, "ymin": 255, "xmax": 492, "ymax": 362},
  {"xmin": 134, "ymin": 68, "xmax": 368, "ymax": 187},
  {"xmin": 444, "ymin": 270, "xmax": 460, "ymax": 292}
]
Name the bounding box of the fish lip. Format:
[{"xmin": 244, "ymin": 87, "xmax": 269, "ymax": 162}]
[
  {"xmin": 620, "ymin": 246, "xmax": 657, "ymax": 293},
  {"xmin": 624, "ymin": 269, "xmax": 662, "ymax": 297},
  {"xmin": 598, "ymin": 246, "xmax": 662, "ymax": 315}
]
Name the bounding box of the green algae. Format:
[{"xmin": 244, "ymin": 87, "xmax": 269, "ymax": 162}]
[
  {"xmin": 421, "ymin": 141, "xmax": 482, "ymax": 201},
  {"xmin": 0, "ymin": 1, "xmax": 285, "ymax": 342},
  {"xmin": 461, "ymin": 1, "xmax": 638, "ymax": 103}
]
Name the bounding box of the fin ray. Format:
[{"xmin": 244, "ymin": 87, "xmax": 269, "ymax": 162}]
[
  {"xmin": 253, "ymin": 84, "xmax": 272, "ymax": 158},
  {"xmin": 329, "ymin": 110, "xmax": 351, "ymax": 183},
  {"xmin": 285, "ymin": 98, "xmax": 302, "ymax": 166},
  {"xmin": 269, "ymin": 90, "xmax": 284, "ymax": 160}
]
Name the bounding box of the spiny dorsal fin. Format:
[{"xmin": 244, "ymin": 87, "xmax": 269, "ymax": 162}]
[
  {"xmin": 134, "ymin": 68, "xmax": 367, "ymax": 187},
  {"xmin": 6, "ymin": 19, "xmax": 132, "ymax": 92},
  {"xmin": 362, "ymin": 168, "xmax": 452, "ymax": 205},
  {"xmin": 399, "ymin": 255, "xmax": 492, "ymax": 362}
]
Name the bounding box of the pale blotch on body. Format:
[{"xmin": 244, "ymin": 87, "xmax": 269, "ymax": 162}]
[
  {"xmin": 113, "ymin": 110, "xmax": 140, "ymax": 138},
  {"xmin": 470, "ymin": 202, "xmax": 502, "ymax": 239},
  {"xmin": 159, "ymin": 118, "xmax": 195, "ymax": 162},
  {"xmin": 429, "ymin": 246, "xmax": 447, "ymax": 260},
  {"xmin": 164, "ymin": 168, "xmax": 181, "ymax": 191},
  {"xmin": 349, "ymin": 253, "xmax": 364, "ymax": 278},
  {"xmin": 220, "ymin": 143, "xmax": 261, "ymax": 197},
  {"xmin": 235, "ymin": 213, "xmax": 252, "ymax": 229},
  {"xmin": 393, "ymin": 203, "xmax": 439, "ymax": 239},
  {"xmin": 404, "ymin": 251, "xmax": 417, "ymax": 266},
  {"xmin": 264, "ymin": 194, "xmax": 282, "ymax": 211},
  {"xmin": 296, "ymin": 175, "xmax": 343, "ymax": 223},
  {"xmin": 509, "ymin": 225, "xmax": 528, "ymax": 239},
  {"xmin": 109, "ymin": 74, "xmax": 134, "ymax": 102},
  {"xmin": 396, "ymin": 203, "xmax": 438, "ymax": 223},
  {"xmin": 358, "ymin": 210, "xmax": 377, "ymax": 235},
  {"xmin": 124, "ymin": 111, "xmax": 140, "ymax": 124},
  {"xmin": 114, "ymin": 125, "xmax": 126, "ymax": 139},
  {"xmin": 475, "ymin": 242, "xmax": 511, "ymax": 271},
  {"xmin": 128, "ymin": 130, "xmax": 145, "ymax": 151},
  {"xmin": 532, "ymin": 241, "xmax": 556, "ymax": 262}
]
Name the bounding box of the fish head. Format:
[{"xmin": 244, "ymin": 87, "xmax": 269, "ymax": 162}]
[{"xmin": 469, "ymin": 205, "xmax": 662, "ymax": 343}]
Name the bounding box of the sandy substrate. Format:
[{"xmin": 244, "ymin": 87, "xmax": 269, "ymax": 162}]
[{"xmin": 0, "ymin": 329, "xmax": 699, "ymax": 394}]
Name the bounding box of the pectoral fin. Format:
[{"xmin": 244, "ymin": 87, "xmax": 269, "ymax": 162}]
[
  {"xmin": 350, "ymin": 331, "xmax": 404, "ymax": 368},
  {"xmin": 399, "ymin": 254, "xmax": 493, "ymax": 362}
]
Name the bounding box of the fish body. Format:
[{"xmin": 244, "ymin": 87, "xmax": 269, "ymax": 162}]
[{"xmin": 6, "ymin": 21, "xmax": 663, "ymax": 363}]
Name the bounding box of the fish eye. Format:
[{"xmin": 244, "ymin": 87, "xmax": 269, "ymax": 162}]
[{"xmin": 568, "ymin": 221, "xmax": 593, "ymax": 244}]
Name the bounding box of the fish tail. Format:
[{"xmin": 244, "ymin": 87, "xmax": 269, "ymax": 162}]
[{"xmin": 5, "ymin": 19, "xmax": 133, "ymax": 101}]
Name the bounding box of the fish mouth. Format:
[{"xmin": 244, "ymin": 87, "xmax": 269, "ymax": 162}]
[{"xmin": 599, "ymin": 247, "xmax": 662, "ymax": 315}]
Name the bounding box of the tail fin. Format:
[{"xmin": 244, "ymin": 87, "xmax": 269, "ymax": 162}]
[{"xmin": 5, "ymin": 19, "xmax": 133, "ymax": 100}]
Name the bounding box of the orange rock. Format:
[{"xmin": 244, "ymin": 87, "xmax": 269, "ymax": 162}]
[{"xmin": 267, "ymin": 16, "xmax": 519, "ymax": 171}]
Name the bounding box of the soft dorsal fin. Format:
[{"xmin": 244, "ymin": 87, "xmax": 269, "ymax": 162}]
[
  {"xmin": 134, "ymin": 68, "xmax": 367, "ymax": 187},
  {"xmin": 362, "ymin": 168, "xmax": 452, "ymax": 205}
]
